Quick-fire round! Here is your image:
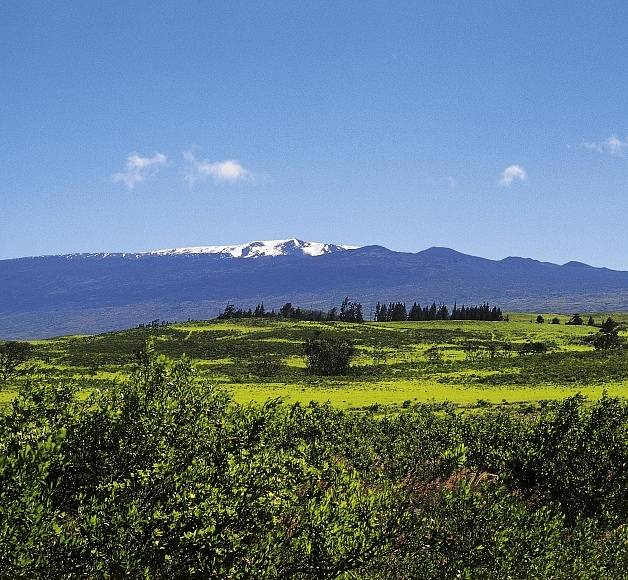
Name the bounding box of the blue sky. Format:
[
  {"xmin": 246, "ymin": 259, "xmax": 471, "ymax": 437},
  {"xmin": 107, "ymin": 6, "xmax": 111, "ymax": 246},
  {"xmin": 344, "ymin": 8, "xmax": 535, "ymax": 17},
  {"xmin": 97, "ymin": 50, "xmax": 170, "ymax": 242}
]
[{"xmin": 2, "ymin": 1, "xmax": 628, "ymax": 268}]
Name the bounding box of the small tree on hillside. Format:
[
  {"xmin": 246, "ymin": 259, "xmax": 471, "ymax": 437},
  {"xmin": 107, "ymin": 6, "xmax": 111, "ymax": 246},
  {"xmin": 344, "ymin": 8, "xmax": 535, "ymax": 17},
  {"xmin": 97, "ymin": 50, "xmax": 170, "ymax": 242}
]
[
  {"xmin": 536, "ymin": 315, "xmax": 545, "ymax": 324},
  {"xmin": 247, "ymin": 355, "xmax": 286, "ymax": 377},
  {"xmin": 519, "ymin": 342, "xmax": 549, "ymax": 355},
  {"xmin": 551, "ymin": 317, "xmax": 561, "ymax": 325},
  {"xmin": 567, "ymin": 314, "xmax": 584, "ymax": 326},
  {"xmin": 587, "ymin": 316, "xmax": 596, "ymax": 326},
  {"xmin": 305, "ymin": 334, "xmax": 355, "ymax": 376},
  {"xmin": 593, "ymin": 317, "xmax": 622, "ymax": 351},
  {"xmin": 372, "ymin": 346, "xmax": 388, "ymax": 367},
  {"xmin": 338, "ymin": 298, "xmax": 364, "ymax": 323}
]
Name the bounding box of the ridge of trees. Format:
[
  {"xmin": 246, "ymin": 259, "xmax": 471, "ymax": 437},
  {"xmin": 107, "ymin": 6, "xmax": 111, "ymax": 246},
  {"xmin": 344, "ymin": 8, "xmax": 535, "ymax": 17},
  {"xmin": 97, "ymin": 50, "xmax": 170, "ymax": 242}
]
[
  {"xmin": 375, "ymin": 301, "xmax": 504, "ymax": 322},
  {"xmin": 218, "ymin": 300, "xmax": 505, "ymax": 323},
  {"xmin": 217, "ymin": 297, "xmax": 364, "ymax": 322}
]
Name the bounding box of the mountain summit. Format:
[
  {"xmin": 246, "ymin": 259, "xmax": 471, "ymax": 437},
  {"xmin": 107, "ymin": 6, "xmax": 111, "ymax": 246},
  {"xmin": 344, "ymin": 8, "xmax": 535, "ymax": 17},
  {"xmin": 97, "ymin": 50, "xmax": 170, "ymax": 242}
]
[{"xmin": 150, "ymin": 238, "xmax": 356, "ymax": 259}]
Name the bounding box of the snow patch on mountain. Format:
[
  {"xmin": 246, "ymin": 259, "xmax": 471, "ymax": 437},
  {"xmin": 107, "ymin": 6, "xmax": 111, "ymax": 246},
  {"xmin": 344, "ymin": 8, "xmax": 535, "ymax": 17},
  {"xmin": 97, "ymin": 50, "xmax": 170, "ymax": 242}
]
[{"xmin": 150, "ymin": 238, "xmax": 358, "ymax": 258}]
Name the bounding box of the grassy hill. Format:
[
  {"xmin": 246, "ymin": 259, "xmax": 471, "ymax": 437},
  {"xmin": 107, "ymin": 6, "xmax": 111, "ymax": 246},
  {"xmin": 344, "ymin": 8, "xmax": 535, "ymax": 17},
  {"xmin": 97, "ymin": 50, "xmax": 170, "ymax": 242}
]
[{"xmin": 8, "ymin": 313, "xmax": 628, "ymax": 410}]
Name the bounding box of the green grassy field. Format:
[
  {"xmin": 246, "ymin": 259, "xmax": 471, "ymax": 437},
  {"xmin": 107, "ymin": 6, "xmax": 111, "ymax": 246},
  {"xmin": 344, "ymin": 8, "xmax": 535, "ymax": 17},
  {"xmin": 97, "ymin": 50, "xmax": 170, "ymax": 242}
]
[{"xmin": 4, "ymin": 313, "xmax": 627, "ymax": 410}]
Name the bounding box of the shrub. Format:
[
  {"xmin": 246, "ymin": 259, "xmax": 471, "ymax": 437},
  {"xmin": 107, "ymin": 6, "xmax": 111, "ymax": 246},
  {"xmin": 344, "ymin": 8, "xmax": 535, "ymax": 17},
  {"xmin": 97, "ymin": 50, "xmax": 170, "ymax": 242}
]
[
  {"xmin": 247, "ymin": 354, "xmax": 286, "ymax": 377},
  {"xmin": 0, "ymin": 341, "xmax": 33, "ymax": 386},
  {"xmin": 424, "ymin": 345, "xmax": 443, "ymax": 364},
  {"xmin": 463, "ymin": 342, "xmax": 485, "ymax": 362},
  {"xmin": 4, "ymin": 351, "xmax": 628, "ymax": 576},
  {"xmin": 304, "ymin": 334, "xmax": 355, "ymax": 375},
  {"xmin": 0, "ymin": 351, "xmax": 400, "ymax": 577},
  {"xmin": 518, "ymin": 342, "xmax": 549, "ymax": 355}
]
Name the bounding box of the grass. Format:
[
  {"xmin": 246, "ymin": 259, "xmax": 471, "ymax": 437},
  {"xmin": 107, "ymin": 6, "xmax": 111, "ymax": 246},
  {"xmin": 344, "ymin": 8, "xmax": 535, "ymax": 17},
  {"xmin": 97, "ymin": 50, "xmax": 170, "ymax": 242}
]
[
  {"xmin": 229, "ymin": 380, "xmax": 628, "ymax": 409},
  {"xmin": 3, "ymin": 314, "xmax": 627, "ymax": 410}
]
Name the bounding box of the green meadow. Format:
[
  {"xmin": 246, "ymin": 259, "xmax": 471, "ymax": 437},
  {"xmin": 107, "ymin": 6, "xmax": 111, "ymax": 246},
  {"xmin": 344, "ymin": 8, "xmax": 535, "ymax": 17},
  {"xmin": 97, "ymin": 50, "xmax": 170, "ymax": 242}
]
[{"xmin": 8, "ymin": 313, "xmax": 628, "ymax": 410}]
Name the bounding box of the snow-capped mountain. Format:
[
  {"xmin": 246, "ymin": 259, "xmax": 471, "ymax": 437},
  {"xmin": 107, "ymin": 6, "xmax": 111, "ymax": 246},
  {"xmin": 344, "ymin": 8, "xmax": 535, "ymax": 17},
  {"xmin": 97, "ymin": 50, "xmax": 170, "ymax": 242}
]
[
  {"xmin": 150, "ymin": 238, "xmax": 357, "ymax": 258},
  {"xmin": 3, "ymin": 242, "xmax": 628, "ymax": 338}
]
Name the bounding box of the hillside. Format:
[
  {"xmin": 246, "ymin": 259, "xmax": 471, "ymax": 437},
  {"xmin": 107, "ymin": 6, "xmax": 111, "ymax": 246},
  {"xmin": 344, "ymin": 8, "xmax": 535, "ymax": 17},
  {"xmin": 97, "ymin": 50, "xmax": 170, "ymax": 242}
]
[{"xmin": 3, "ymin": 315, "xmax": 625, "ymax": 409}]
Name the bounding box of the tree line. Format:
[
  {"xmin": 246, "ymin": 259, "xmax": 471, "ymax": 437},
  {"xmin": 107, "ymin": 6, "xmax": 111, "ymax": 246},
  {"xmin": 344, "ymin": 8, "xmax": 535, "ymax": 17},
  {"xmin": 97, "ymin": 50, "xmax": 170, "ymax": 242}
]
[
  {"xmin": 375, "ymin": 301, "xmax": 504, "ymax": 322},
  {"xmin": 217, "ymin": 297, "xmax": 364, "ymax": 322},
  {"xmin": 218, "ymin": 299, "xmax": 505, "ymax": 323}
]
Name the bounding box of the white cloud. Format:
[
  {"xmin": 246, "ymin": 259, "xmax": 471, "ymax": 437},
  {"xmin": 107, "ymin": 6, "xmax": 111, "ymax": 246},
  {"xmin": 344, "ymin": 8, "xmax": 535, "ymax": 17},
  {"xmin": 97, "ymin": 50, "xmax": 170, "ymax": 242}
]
[
  {"xmin": 445, "ymin": 176, "xmax": 458, "ymax": 189},
  {"xmin": 499, "ymin": 164, "xmax": 527, "ymax": 186},
  {"xmin": 582, "ymin": 135, "xmax": 628, "ymax": 156},
  {"xmin": 183, "ymin": 151, "xmax": 251, "ymax": 185},
  {"xmin": 113, "ymin": 152, "xmax": 167, "ymax": 189}
]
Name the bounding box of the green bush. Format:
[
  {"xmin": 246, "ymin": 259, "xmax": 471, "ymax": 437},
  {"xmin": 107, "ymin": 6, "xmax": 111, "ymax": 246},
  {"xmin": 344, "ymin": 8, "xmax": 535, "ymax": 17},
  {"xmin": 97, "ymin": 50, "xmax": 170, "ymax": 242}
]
[
  {"xmin": 246, "ymin": 354, "xmax": 287, "ymax": 377},
  {"xmin": 304, "ymin": 334, "xmax": 355, "ymax": 376}
]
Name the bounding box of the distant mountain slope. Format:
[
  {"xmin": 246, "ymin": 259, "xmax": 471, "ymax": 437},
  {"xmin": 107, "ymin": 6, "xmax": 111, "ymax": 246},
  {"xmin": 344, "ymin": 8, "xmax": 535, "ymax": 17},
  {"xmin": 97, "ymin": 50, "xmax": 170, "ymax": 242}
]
[{"xmin": 2, "ymin": 239, "xmax": 628, "ymax": 338}]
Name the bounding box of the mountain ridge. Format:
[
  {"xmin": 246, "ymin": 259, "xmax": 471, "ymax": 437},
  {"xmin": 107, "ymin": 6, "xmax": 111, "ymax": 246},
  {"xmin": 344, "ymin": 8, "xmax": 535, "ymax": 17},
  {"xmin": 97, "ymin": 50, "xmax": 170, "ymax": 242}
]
[
  {"xmin": 5, "ymin": 240, "xmax": 622, "ymax": 271},
  {"xmin": 2, "ymin": 239, "xmax": 628, "ymax": 338}
]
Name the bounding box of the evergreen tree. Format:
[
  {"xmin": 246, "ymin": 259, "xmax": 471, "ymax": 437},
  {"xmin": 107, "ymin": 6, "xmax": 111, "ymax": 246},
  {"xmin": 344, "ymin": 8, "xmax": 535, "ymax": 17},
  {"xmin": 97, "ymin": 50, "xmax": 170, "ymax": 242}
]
[
  {"xmin": 567, "ymin": 314, "xmax": 584, "ymax": 326},
  {"xmin": 218, "ymin": 304, "xmax": 237, "ymax": 319},
  {"xmin": 279, "ymin": 303, "xmax": 295, "ymax": 319},
  {"xmin": 340, "ymin": 297, "xmax": 350, "ymax": 320},
  {"xmin": 409, "ymin": 302, "xmax": 422, "ymax": 321},
  {"xmin": 593, "ymin": 317, "xmax": 622, "ymax": 350},
  {"xmin": 338, "ymin": 298, "xmax": 364, "ymax": 323}
]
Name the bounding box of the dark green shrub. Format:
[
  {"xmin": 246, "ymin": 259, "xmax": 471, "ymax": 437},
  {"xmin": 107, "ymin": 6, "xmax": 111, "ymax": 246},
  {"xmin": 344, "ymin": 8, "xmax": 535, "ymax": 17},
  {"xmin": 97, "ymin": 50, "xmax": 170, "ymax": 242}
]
[
  {"xmin": 0, "ymin": 341, "xmax": 33, "ymax": 386},
  {"xmin": 304, "ymin": 334, "xmax": 355, "ymax": 375},
  {"xmin": 246, "ymin": 354, "xmax": 286, "ymax": 377}
]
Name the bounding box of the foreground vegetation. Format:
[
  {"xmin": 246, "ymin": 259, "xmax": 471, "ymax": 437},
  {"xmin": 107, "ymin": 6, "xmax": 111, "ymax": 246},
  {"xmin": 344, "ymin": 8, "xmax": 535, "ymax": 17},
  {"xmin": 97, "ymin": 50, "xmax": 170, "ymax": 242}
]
[
  {"xmin": 2, "ymin": 315, "xmax": 628, "ymax": 576},
  {"xmin": 3, "ymin": 349, "xmax": 628, "ymax": 577}
]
